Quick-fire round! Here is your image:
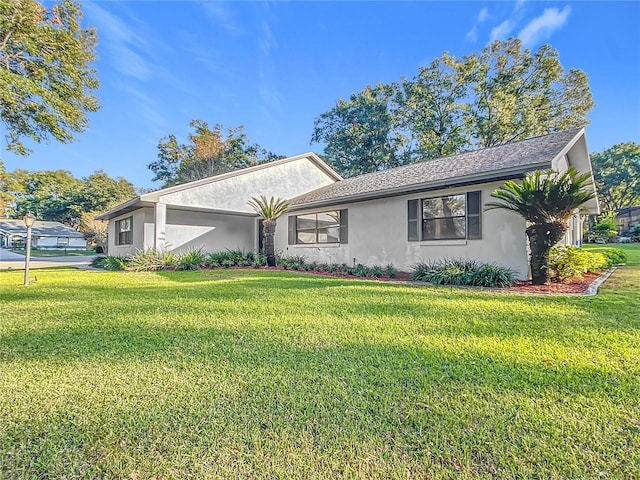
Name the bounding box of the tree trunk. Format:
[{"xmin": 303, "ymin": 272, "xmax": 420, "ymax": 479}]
[
  {"xmin": 263, "ymin": 220, "xmax": 277, "ymax": 267},
  {"xmin": 526, "ymin": 222, "xmax": 567, "ymax": 285}
]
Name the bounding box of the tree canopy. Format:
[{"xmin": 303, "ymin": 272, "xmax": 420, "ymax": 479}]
[
  {"xmin": 312, "ymin": 38, "xmax": 593, "ymax": 177},
  {"xmin": 0, "ymin": 0, "xmax": 99, "ymax": 155},
  {"xmin": 0, "ymin": 163, "xmax": 135, "ymax": 227},
  {"xmin": 148, "ymin": 121, "xmax": 283, "ymax": 188},
  {"xmin": 590, "ymin": 142, "xmax": 640, "ymax": 213}
]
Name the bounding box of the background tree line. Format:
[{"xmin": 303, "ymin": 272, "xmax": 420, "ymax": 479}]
[
  {"xmin": 311, "ymin": 38, "xmax": 593, "ymax": 178},
  {"xmin": 0, "ymin": 162, "xmax": 136, "ymax": 246}
]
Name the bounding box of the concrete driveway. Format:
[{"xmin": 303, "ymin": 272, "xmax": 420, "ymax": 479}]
[{"xmin": 0, "ymin": 248, "xmax": 96, "ymax": 270}]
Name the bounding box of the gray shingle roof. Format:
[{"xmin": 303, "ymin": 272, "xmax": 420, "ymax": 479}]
[
  {"xmin": 0, "ymin": 220, "xmax": 85, "ymax": 238},
  {"xmin": 290, "ymin": 129, "xmax": 583, "ymax": 208}
]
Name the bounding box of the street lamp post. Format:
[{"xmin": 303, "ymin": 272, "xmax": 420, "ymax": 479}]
[{"xmin": 23, "ymin": 213, "xmax": 36, "ymax": 286}]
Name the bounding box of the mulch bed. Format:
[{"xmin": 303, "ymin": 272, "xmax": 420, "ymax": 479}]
[
  {"xmin": 510, "ymin": 272, "xmax": 600, "ymax": 294},
  {"xmin": 204, "ymin": 266, "xmax": 602, "ymax": 295},
  {"xmin": 260, "ymin": 267, "xmax": 599, "ymax": 294}
]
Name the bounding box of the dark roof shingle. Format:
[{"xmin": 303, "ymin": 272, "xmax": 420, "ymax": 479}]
[{"xmin": 290, "ymin": 129, "xmax": 582, "ymax": 208}]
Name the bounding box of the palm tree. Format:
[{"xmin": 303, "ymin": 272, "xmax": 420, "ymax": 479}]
[
  {"xmin": 247, "ymin": 196, "xmax": 289, "ymax": 267},
  {"xmin": 486, "ymin": 167, "xmax": 596, "ymax": 285}
]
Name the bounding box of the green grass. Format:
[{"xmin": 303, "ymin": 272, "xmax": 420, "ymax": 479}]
[
  {"xmin": 10, "ymin": 248, "xmax": 96, "ymax": 257},
  {"xmin": 1, "ymin": 246, "xmax": 639, "ymax": 478}
]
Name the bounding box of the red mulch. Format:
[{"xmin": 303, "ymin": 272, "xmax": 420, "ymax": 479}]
[{"xmin": 510, "ymin": 272, "xmax": 600, "ymax": 294}]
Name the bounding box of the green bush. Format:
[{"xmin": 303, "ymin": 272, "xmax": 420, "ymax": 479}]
[
  {"xmin": 385, "ymin": 263, "xmax": 398, "ymax": 278},
  {"xmin": 92, "ymin": 255, "xmax": 128, "ymax": 271},
  {"xmin": 128, "ymin": 249, "xmax": 177, "ymax": 272},
  {"xmin": 412, "ymin": 259, "xmax": 515, "ymax": 288},
  {"xmin": 177, "ymin": 248, "xmax": 206, "ymax": 271},
  {"xmin": 548, "ymin": 246, "xmax": 610, "ymax": 280},
  {"xmin": 596, "ymin": 247, "xmax": 627, "ymax": 265},
  {"xmin": 630, "ymin": 224, "xmax": 640, "ymax": 242}
]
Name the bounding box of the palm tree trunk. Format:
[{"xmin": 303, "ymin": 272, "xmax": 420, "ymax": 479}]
[
  {"xmin": 526, "ymin": 222, "xmax": 567, "ymax": 285},
  {"xmin": 263, "ymin": 220, "xmax": 276, "ymax": 267}
]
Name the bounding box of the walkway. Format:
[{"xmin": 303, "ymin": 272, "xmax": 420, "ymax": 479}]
[{"xmin": 0, "ymin": 248, "xmax": 96, "ymax": 270}]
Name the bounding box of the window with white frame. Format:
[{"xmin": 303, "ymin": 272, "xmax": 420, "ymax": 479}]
[{"xmin": 115, "ymin": 216, "xmax": 133, "ymax": 245}]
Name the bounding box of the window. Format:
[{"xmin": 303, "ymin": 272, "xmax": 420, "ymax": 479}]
[
  {"xmin": 288, "ymin": 210, "xmax": 348, "ymax": 245},
  {"xmin": 408, "ymin": 191, "xmax": 481, "ymax": 241},
  {"xmin": 115, "ymin": 216, "xmax": 132, "ymax": 245}
]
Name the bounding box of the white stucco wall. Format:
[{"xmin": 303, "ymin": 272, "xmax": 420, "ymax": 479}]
[
  {"xmin": 275, "ymin": 181, "xmax": 531, "ymax": 279},
  {"xmin": 107, "ymin": 208, "xmax": 151, "ymax": 256},
  {"xmin": 163, "ymin": 209, "xmax": 256, "ymax": 253},
  {"xmin": 158, "ymin": 158, "xmax": 336, "ymax": 212}
]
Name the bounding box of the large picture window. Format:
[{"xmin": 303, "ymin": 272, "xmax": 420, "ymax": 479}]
[
  {"xmin": 408, "ymin": 191, "xmax": 481, "ymax": 241},
  {"xmin": 288, "ymin": 210, "xmax": 348, "ymax": 245},
  {"xmin": 115, "ymin": 216, "xmax": 133, "ymax": 245}
]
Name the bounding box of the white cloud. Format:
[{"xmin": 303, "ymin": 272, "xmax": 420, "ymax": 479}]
[
  {"xmin": 518, "ymin": 6, "xmax": 572, "ymax": 46},
  {"xmin": 84, "ymin": 3, "xmax": 152, "ymax": 81},
  {"xmin": 200, "ymin": 2, "xmax": 244, "ymax": 36},
  {"xmin": 490, "ymin": 19, "xmax": 517, "ymax": 41},
  {"xmin": 465, "ymin": 26, "xmax": 478, "ymax": 42},
  {"xmin": 477, "ymin": 7, "xmax": 489, "ymax": 23}
]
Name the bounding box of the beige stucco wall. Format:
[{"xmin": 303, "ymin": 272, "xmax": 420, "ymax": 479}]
[
  {"xmin": 107, "ymin": 208, "xmax": 153, "ymax": 256},
  {"xmin": 107, "ymin": 208, "xmax": 257, "ymax": 255},
  {"xmin": 163, "ymin": 209, "xmax": 256, "ymax": 253},
  {"xmin": 158, "ymin": 158, "xmax": 336, "ymax": 212},
  {"xmin": 275, "ymin": 181, "xmax": 531, "ymax": 279}
]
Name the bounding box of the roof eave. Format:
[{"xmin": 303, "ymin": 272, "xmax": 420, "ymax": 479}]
[{"xmin": 289, "ymin": 162, "xmax": 551, "ymax": 212}]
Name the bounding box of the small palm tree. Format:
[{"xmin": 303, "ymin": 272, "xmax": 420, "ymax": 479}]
[
  {"xmin": 247, "ymin": 196, "xmax": 289, "ymax": 267},
  {"xmin": 486, "ymin": 167, "xmax": 596, "ymax": 285}
]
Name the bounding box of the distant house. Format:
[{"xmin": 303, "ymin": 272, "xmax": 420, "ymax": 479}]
[
  {"xmin": 98, "ymin": 129, "xmax": 599, "ymax": 280},
  {"xmin": 616, "ymin": 206, "xmax": 640, "ymax": 236},
  {"xmin": 0, "ymin": 220, "xmax": 87, "ymax": 250}
]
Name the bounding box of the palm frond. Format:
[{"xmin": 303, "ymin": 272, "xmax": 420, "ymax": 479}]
[
  {"xmin": 247, "ymin": 195, "xmax": 289, "ymax": 220},
  {"xmin": 486, "ymin": 167, "xmax": 595, "ymax": 224}
]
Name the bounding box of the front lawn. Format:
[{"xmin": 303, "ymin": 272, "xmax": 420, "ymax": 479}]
[{"xmin": 1, "ymin": 246, "xmax": 639, "ymax": 478}]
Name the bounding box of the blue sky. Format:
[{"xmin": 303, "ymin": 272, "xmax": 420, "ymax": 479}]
[{"xmin": 3, "ymin": 0, "xmax": 640, "ymax": 188}]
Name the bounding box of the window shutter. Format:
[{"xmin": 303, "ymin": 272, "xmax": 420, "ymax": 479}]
[
  {"xmin": 408, "ymin": 199, "xmax": 419, "ymax": 241},
  {"xmin": 288, "ymin": 215, "xmax": 296, "ymax": 245},
  {"xmin": 467, "ymin": 191, "xmax": 482, "ymax": 239},
  {"xmin": 339, "ymin": 209, "xmax": 348, "ymax": 244}
]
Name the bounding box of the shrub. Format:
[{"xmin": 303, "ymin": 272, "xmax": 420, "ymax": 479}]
[
  {"xmin": 630, "ymin": 224, "xmax": 640, "ymax": 242},
  {"xmin": 548, "ymin": 246, "xmax": 610, "ymax": 280},
  {"xmin": 128, "ymin": 249, "xmax": 177, "ymax": 272},
  {"xmin": 221, "ymin": 259, "xmax": 234, "ymax": 269},
  {"xmin": 412, "ymin": 258, "xmax": 515, "ymax": 288},
  {"xmin": 354, "ymin": 264, "xmax": 368, "ymax": 277},
  {"xmin": 596, "ymin": 247, "xmax": 627, "ymax": 266},
  {"xmin": 385, "ymin": 263, "xmax": 397, "ymax": 278},
  {"xmin": 92, "ymin": 255, "xmax": 128, "ymax": 271},
  {"xmin": 370, "ymin": 265, "xmax": 383, "ymax": 278},
  {"xmin": 177, "ymin": 248, "xmax": 206, "ymax": 271},
  {"xmin": 206, "ymin": 251, "xmax": 228, "ymax": 267}
]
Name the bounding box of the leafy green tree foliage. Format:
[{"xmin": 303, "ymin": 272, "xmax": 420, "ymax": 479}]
[
  {"xmin": 311, "ymin": 85, "xmax": 413, "ymax": 177},
  {"xmin": 247, "ymin": 196, "xmax": 289, "ymax": 267},
  {"xmin": 2, "ymin": 167, "xmax": 135, "ymax": 226},
  {"xmin": 0, "ymin": 0, "xmax": 99, "ymax": 155},
  {"xmin": 397, "ymin": 55, "xmax": 469, "ymax": 159},
  {"xmin": 312, "ymin": 38, "xmax": 593, "ymax": 177},
  {"xmin": 486, "ymin": 167, "xmax": 596, "ymax": 285},
  {"xmin": 149, "ymin": 120, "xmax": 283, "ymax": 187},
  {"xmin": 590, "ymin": 142, "xmax": 640, "ymax": 213},
  {"xmin": 593, "ymin": 214, "xmax": 618, "ymax": 242},
  {"xmin": 459, "ymin": 38, "xmax": 593, "ymax": 148}
]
